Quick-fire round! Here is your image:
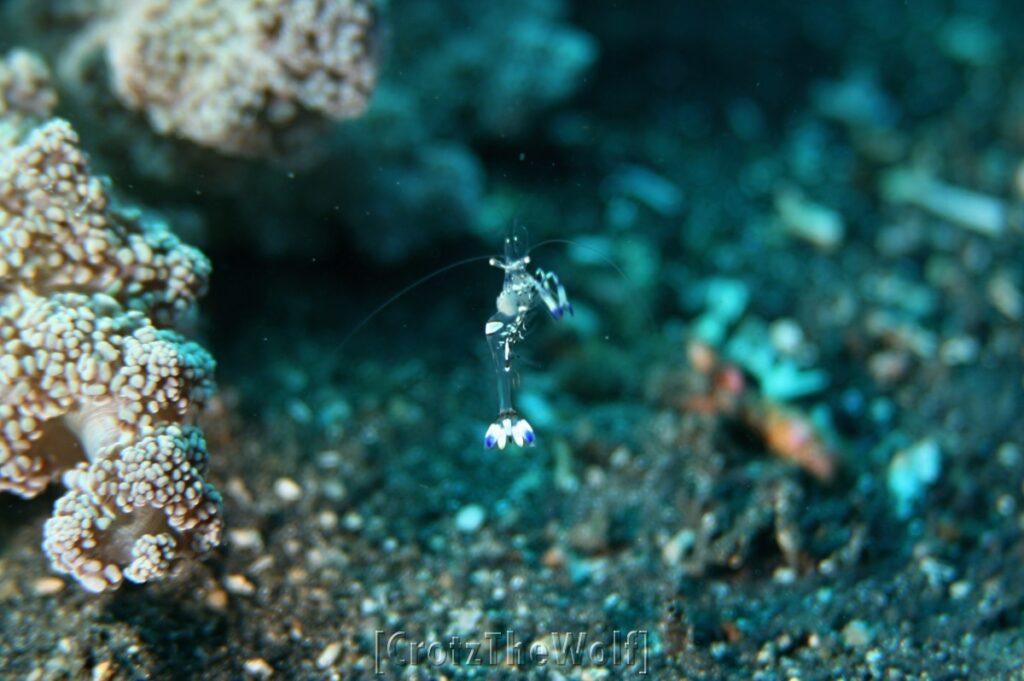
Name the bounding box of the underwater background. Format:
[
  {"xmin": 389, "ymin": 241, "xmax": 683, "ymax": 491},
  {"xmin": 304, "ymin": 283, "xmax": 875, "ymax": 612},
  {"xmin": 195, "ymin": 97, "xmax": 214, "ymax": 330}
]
[{"xmin": 1, "ymin": 0, "xmax": 1023, "ymax": 678}]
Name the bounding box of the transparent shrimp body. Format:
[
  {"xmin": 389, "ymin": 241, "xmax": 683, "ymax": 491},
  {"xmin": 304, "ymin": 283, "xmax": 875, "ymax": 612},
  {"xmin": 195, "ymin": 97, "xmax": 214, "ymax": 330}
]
[{"xmin": 483, "ymin": 231, "xmax": 573, "ymax": 449}]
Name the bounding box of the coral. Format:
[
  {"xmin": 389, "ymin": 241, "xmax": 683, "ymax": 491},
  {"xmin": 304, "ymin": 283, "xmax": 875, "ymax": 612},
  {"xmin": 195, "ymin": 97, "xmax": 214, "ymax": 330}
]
[
  {"xmin": 44, "ymin": 422, "xmax": 220, "ymax": 593},
  {"xmin": 2, "ymin": 0, "xmax": 378, "ymax": 157},
  {"xmin": 0, "ymin": 48, "xmax": 57, "ymax": 121},
  {"xmin": 1, "ymin": 289, "xmax": 219, "ymax": 591},
  {"xmin": 0, "ymin": 288, "xmax": 215, "ymax": 495},
  {"xmin": 0, "ymin": 118, "xmax": 210, "ymax": 323},
  {"xmin": 104, "ymin": 0, "xmax": 378, "ymax": 156},
  {"xmin": 0, "ymin": 50, "xmax": 220, "ymax": 591}
]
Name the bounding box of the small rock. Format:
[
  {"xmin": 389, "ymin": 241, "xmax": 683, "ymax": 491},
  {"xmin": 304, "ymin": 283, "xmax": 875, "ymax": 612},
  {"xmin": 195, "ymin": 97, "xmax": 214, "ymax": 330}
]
[
  {"xmin": 224, "ymin": 574, "xmax": 256, "ymax": 596},
  {"xmin": 225, "ymin": 477, "xmax": 253, "ymax": 505},
  {"xmin": 206, "ymin": 587, "xmax": 229, "ymax": 610},
  {"xmin": 770, "ymin": 318, "xmax": 805, "ymax": 356},
  {"xmin": 316, "ymin": 641, "xmax": 343, "ymax": 669},
  {"xmin": 318, "ymin": 510, "xmax": 338, "ymax": 531},
  {"xmin": 568, "ymin": 512, "xmax": 610, "ymax": 553},
  {"xmin": 91, "ymin": 661, "xmax": 114, "ymax": 681},
  {"xmin": 360, "ymin": 598, "xmax": 379, "ymax": 615},
  {"xmin": 776, "ymin": 189, "xmax": 845, "ymax": 250},
  {"xmin": 287, "ymin": 399, "xmax": 314, "ymax": 424},
  {"xmin": 450, "ymin": 606, "xmax": 483, "ymax": 636},
  {"xmin": 581, "ymin": 667, "xmax": 612, "ymax": 681},
  {"xmin": 228, "ymin": 528, "xmax": 264, "ymax": 551},
  {"xmin": 243, "ymin": 658, "xmax": 274, "ymax": 678},
  {"xmin": 661, "ymin": 529, "xmax": 695, "ymax": 566},
  {"xmin": 997, "ymin": 443, "xmax": 1021, "ymax": 467},
  {"xmin": 888, "ymin": 438, "xmax": 942, "ymax": 519},
  {"xmin": 343, "ymin": 511, "xmax": 364, "ymax": 531},
  {"xmin": 939, "ymin": 336, "xmax": 979, "ymax": 365},
  {"xmin": 919, "ymin": 555, "xmax": 956, "ymax": 588},
  {"xmin": 950, "ymin": 580, "xmax": 973, "ymax": 600},
  {"xmin": 454, "ymin": 504, "xmax": 486, "ymax": 533},
  {"xmin": 868, "ymin": 349, "xmax": 910, "ymax": 384},
  {"xmin": 772, "ymin": 566, "xmax": 797, "ymax": 584},
  {"xmin": 988, "ymin": 273, "xmax": 1023, "ymax": 320},
  {"xmin": 881, "ymin": 168, "xmax": 1006, "ymax": 237},
  {"xmin": 321, "ymin": 480, "xmax": 346, "ymax": 502},
  {"xmin": 843, "ymin": 619, "xmax": 875, "ymax": 648},
  {"xmin": 248, "ymin": 555, "xmax": 274, "ymax": 575},
  {"xmin": 274, "ymin": 477, "xmax": 303, "ymax": 503},
  {"xmin": 542, "ymin": 546, "xmax": 566, "ymax": 568},
  {"xmin": 316, "ymin": 450, "xmax": 342, "ymax": 469},
  {"xmin": 609, "ymin": 445, "xmax": 631, "ymax": 468}
]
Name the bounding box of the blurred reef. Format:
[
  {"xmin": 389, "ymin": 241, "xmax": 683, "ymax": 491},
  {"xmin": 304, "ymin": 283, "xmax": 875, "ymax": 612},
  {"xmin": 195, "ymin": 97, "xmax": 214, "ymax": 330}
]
[{"xmin": 2, "ymin": 0, "xmax": 1024, "ymax": 679}]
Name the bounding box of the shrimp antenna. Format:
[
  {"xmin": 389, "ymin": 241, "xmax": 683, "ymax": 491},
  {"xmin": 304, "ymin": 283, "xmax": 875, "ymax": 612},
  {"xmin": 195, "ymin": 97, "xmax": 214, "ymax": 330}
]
[
  {"xmin": 531, "ymin": 238, "xmax": 627, "ymax": 281},
  {"xmin": 335, "ymin": 253, "xmax": 494, "ymax": 355}
]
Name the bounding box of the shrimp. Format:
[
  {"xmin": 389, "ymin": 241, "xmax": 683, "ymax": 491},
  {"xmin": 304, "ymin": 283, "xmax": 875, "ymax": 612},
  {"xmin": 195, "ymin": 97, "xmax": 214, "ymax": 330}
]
[
  {"xmin": 336, "ymin": 226, "xmax": 574, "ymax": 449},
  {"xmin": 483, "ymin": 228, "xmax": 573, "ymax": 449}
]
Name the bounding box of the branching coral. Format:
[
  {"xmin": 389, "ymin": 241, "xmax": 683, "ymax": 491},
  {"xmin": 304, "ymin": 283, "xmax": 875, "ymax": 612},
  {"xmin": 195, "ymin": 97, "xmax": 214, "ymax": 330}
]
[
  {"xmin": 0, "ymin": 50, "xmax": 221, "ymax": 591},
  {"xmin": 104, "ymin": 0, "xmax": 378, "ymax": 155}
]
